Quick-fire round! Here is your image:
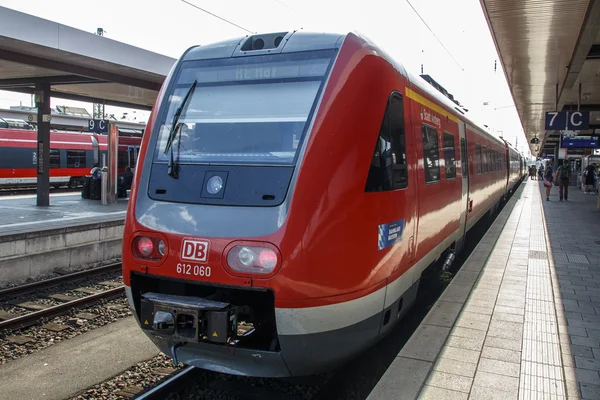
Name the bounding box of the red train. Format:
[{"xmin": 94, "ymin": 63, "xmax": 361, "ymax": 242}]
[
  {"xmin": 0, "ymin": 128, "xmax": 142, "ymax": 188},
  {"xmin": 122, "ymin": 31, "xmax": 526, "ymax": 377}
]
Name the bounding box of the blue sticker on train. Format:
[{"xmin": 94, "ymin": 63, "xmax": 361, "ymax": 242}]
[{"xmin": 377, "ymin": 219, "xmax": 405, "ymax": 250}]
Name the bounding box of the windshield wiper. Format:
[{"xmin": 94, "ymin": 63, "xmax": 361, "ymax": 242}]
[{"xmin": 164, "ymin": 80, "xmax": 197, "ymax": 178}]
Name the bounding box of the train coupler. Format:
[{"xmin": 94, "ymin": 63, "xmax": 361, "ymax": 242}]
[{"xmin": 140, "ymin": 292, "xmax": 237, "ymax": 345}]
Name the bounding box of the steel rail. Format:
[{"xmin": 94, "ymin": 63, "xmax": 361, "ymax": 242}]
[
  {"xmin": 0, "ymin": 286, "xmax": 124, "ymax": 331},
  {"xmin": 133, "ymin": 366, "xmax": 198, "ymax": 399},
  {"xmin": 0, "ymin": 262, "xmax": 122, "ymax": 299}
]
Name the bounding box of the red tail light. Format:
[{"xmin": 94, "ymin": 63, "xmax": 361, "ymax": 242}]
[
  {"xmin": 137, "ymin": 237, "xmax": 153, "ymax": 256},
  {"xmin": 132, "ymin": 235, "xmax": 167, "ymax": 262}
]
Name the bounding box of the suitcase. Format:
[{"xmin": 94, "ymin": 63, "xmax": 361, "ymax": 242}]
[
  {"xmin": 89, "ymin": 178, "xmax": 101, "ymax": 200},
  {"xmin": 81, "ymin": 177, "xmax": 91, "ymax": 199}
]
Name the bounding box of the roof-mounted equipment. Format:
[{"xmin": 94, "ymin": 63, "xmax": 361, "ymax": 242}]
[{"xmin": 241, "ymin": 32, "xmax": 288, "ymax": 51}]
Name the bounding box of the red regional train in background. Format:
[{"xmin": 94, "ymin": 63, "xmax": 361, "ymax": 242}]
[
  {"xmin": 122, "ymin": 31, "xmax": 526, "ymax": 377},
  {"xmin": 0, "ymin": 128, "xmax": 142, "ymax": 188}
]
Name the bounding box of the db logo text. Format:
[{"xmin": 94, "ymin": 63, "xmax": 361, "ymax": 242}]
[{"xmin": 181, "ymin": 238, "xmax": 209, "ymax": 262}]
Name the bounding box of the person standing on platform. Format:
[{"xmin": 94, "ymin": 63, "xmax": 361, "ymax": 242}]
[
  {"xmin": 543, "ymin": 162, "xmax": 554, "ymax": 201},
  {"xmin": 538, "ymin": 164, "xmax": 544, "ymax": 181},
  {"xmin": 556, "ymin": 159, "xmax": 571, "ymax": 202},
  {"xmin": 584, "ymin": 163, "xmax": 597, "ymax": 194}
]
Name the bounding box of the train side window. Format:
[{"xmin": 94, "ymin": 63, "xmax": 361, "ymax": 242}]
[
  {"xmin": 460, "ymin": 138, "xmax": 467, "ymax": 179},
  {"xmin": 422, "ymin": 124, "xmax": 440, "ymax": 183},
  {"xmin": 66, "ymin": 150, "xmax": 86, "ymax": 168},
  {"xmin": 482, "ymin": 146, "xmax": 488, "ymax": 173},
  {"xmin": 443, "ymin": 132, "xmax": 456, "ymax": 180},
  {"xmin": 494, "ymin": 151, "xmax": 499, "ymax": 171},
  {"xmin": 365, "ymin": 92, "xmax": 408, "ymax": 192},
  {"xmin": 476, "ymin": 144, "xmax": 482, "ymax": 174},
  {"xmin": 49, "ymin": 149, "xmax": 60, "ymax": 168}
]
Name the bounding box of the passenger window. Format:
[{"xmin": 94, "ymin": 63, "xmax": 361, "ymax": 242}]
[
  {"xmin": 365, "ymin": 92, "xmax": 408, "ymax": 192},
  {"xmin": 460, "ymin": 138, "xmax": 467, "ymax": 179},
  {"xmin": 422, "ymin": 124, "xmax": 440, "ymax": 183},
  {"xmin": 482, "ymin": 147, "xmax": 488, "ymax": 173},
  {"xmin": 66, "ymin": 150, "xmax": 86, "ymax": 168},
  {"xmin": 476, "ymin": 144, "xmax": 482, "ymax": 174},
  {"xmin": 49, "ymin": 149, "xmax": 60, "ymax": 168},
  {"xmin": 443, "ymin": 132, "xmax": 456, "ymax": 180}
]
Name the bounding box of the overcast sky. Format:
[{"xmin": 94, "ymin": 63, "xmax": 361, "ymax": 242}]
[{"xmin": 0, "ymin": 0, "xmax": 529, "ymax": 155}]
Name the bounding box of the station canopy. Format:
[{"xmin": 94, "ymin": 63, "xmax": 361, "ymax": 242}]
[
  {"xmin": 481, "ymin": 0, "xmax": 600, "ymax": 156},
  {"xmin": 0, "ymin": 6, "xmax": 176, "ymax": 110}
]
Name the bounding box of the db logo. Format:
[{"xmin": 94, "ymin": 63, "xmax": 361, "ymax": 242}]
[{"xmin": 181, "ymin": 238, "xmax": 209, "ymax": 262}]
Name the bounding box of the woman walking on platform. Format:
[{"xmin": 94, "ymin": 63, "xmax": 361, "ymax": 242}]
[{"xmin": 543, "ymin": 161, "xmax": 554, "ymax": 201}]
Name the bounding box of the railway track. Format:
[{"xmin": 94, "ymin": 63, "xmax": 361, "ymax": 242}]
[
  {"xmin": 0, "ymin": 263, "xmax": 124, "ymax": 333},
  {"xmin": 133, "ymin": 366, "xmax": 198, "ymax": 400},
  {"xmin": 0, "ymin": 262, "xmax": 121, "ymax": 299},
  {"xmin": 113, "ymin": 362, "xmax": 333, "ymax": 400}
]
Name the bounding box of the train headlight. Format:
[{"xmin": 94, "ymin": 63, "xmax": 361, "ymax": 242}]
[
  {"xmin": 238, "ymin": 247, "xmax": 255, "ymax": 266},
  {"xmin": 226, "ymin": 245, "xmax": 280, "ymax": 275},
  {"xmin": 158, "ymin": 240, "xmax": 166, "ymax": 256},
  {"xmin": 207, "ymin": 175, "xmax": 223, "ymax": 194}
]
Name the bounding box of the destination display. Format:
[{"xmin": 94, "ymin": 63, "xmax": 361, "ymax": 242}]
[{"xmin": 561, "ymin": 135, "xmax": 600, "ymax": 148}]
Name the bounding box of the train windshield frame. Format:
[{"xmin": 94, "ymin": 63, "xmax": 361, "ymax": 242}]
[{"xmin": 152, "ymin": 49, "xmax": 336, "ymax": 166}]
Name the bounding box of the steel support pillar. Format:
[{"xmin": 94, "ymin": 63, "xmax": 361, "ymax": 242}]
[{"xmin": 35, "ymin": 83, "xmax": 51, "ymax": 206}]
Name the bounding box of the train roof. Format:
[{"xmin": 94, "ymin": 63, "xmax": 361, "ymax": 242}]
[{"xmin": 178, "ymin": 30, "xmax": 519, "ymax": 154}]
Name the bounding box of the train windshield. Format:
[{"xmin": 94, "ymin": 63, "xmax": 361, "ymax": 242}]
[{"xmin": 153, "ymin": 50, "xmax": 335, "ymax": 166}]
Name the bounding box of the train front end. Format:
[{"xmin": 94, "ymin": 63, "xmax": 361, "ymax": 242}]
[{"xmin": 123, "ymin": 32, "xmax": 347, "ymax": 377}]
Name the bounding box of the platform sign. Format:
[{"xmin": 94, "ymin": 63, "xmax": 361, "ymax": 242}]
[
  {"xmin": 88, "ymin": 119, "xmax": 109, "ymax": 134},
  {"xmin": 545, "ymin": 111, "xmax": 589, "ymax": 130}
]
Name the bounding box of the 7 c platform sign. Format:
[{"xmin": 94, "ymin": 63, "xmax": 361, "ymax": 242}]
[{"xmin": 545, "ymin": 111, "xmax": 589, "ymax": 131}]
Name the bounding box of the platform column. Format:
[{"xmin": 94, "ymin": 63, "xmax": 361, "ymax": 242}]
[
  {"xmin": 35, "ymin": 83, "xmax": 51, "ymax": 207},
  {"xmin": 107, "ymin": 122, "xmax": 118, "ymax": 204}
]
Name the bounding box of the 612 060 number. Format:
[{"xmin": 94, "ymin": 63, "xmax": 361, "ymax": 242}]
[{"xmin": 176, "ymin": 263, "xmax": 211, "ymax": 277}]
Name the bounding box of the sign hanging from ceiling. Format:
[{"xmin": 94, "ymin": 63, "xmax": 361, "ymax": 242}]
[{"xmin": 545, "ymin": 111, "xmax": 589, "ymax": 131}]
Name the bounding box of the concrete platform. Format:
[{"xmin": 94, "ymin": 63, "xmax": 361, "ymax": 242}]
[
  {"xmin": 0, "ymin": 316, "xmax": 159, "ymax": 400},
  {"xmin": 0, "ymin": 192, "xmax": 127, "ymax": 237},
  {"xmin": 0, "ymin": 193, "xmax": 127, "ymax": 285},
  {"xmin": 367, "ymin": 179, "xmax": 600, "ymax": 400}
]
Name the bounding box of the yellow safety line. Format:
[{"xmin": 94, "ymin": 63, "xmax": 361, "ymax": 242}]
[{"xmin": 405, "ymin": 87, "xmax": 459, "ymax": 124}]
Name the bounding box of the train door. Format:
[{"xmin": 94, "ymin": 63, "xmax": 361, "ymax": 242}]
[{"xmin": 457, "ymin": 120, "xmax": 469, "ymax": 251}]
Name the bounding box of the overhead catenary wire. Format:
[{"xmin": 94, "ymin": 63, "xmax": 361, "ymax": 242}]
[
  {"xmin": 405, "ymin": 0, "xmax": 464, "ymax": 72},
  {"xmin": 181, "ymin": 0, "xmax": 255, "ymax": 34}
]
